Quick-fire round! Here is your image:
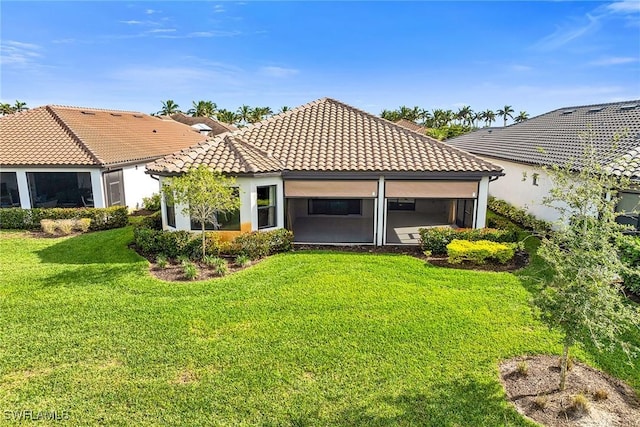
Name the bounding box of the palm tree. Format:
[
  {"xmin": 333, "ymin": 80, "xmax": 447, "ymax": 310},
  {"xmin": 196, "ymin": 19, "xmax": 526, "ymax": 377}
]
[
  {"xmin": 158, "ymin": 100, "xmax": 180, "ymax": 116},
  {"xmin": 215, "ymin": 109, "xmax": 238, "ymax": 124},
  {"xmin": 278, "ymin": 106, "xmax": 291, "ymax": 114},
  {"xmin": 12, "ymin": 100, "xmax": 28, "ymax": 112},
  {"xmin": 381, "ymin": 109, "xmax": 400, "ymax": 122},
  {"xmin": 236, "ymin": 105, "xmax": 252, "ymax": 125},
  {"xmin": 188, "ymin": 100, "xmax": 217, "ymax": 117},
  {"xmin": 496, "ymin": 105, "xmax": 514, "ymax": 127},
  {"xmin": 481, "ymin": 109, "xmax": 496, "ymax": 127},
  {"xmin": 457, "ymin": 105, "xmax": 473, "ymax": 126},
  {"xmin": 0, "ymin": 103, "xmax": 14, "ymax": 116},
  {"xmin": 514, "ymin": 111, "xmax": 529, "ymax": 123}
]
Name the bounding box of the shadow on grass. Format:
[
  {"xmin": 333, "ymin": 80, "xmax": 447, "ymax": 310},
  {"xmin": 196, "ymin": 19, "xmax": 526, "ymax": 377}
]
[
  {"xmin": 36, "ymin": 227, "xmax": 141, "ymax": 265},
  {"xmin": 320, "ymin": 378, "xmax": 525, "ymax": 427}
]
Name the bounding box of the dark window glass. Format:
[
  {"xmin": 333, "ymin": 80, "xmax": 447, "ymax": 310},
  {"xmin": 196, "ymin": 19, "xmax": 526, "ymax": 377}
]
[
  {"xmin": 165, "ymin": 200, "xmax": 176, "ymax": 228},
  {"xmin": 190, "ymin": 189, "xmax": 240, "ymax": 231},
  {"xmin": 0, "ymin": 172, "xmax": 20, "ymax": 208},
  {"xmin": 388, "ymin": 198, "xmax": 415, "ymax": 211},
  {"xmin": 308, "ymin": 199, "xmax": 361, "ymax": 215},
  {"xmin": 26, "ymin": 172, "xmax": 93, "ymax": 208},
  {"xmin": 257, "ymin": 185, "xmax": 277, "ymax": 229}
]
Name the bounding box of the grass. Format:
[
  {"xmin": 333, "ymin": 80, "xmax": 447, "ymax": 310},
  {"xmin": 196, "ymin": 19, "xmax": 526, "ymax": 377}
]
[{"xmin": 1, "ymin": 228, "xmax": 638, "ymax": 426}]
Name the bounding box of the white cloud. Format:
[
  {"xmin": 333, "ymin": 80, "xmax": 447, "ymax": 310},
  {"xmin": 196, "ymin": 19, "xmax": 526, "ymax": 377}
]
[
  {"xmin": 120, "ymin": 20, "xmax": 143, "ymax": 25},
  {"xmin": 607, "ymin": 0, "xmax": 640, "ymax": 14},
  {"xmin": 0, "ymin": 40, "xmax": 42, "ymax": 66},
  {"xmin": 590, "ymin": 56, "xmax": 638, "ymax": 66},
  {"xmin": 147, "ymin": 29, "xmax": 177, "ymax": 34},
  {"xmin": 154, "ymin": 30, "xmax": 241, "ymax": 39},
  {"xmin": 533, "ymin": 14, "xmax": 601, "ymax": 51},
  {"xmin": 145, "ymin": 9, "xmax": 157, "ymax": 15},
  {"xmin": 260, "ymin": 66, "xmax": 300, "ymax": 78},
  {"xmin": 214, "ymin": 4, "xmax": 225, "ymax": 13}
]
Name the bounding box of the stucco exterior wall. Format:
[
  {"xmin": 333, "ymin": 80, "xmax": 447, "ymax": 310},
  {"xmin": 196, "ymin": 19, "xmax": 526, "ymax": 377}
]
[
  {"xmin": 479, "ymin": 157, "xmax": 563, "ymax": 224},
  {"xmin": 122, "ymin": 163, "xmax": 161, "ymax": 210}
]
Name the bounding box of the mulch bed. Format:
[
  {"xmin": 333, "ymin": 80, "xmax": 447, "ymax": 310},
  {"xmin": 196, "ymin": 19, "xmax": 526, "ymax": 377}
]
[
  {"xmin": 149, "ymin": 258, "xmax": 260, "ymax": 282},
  {"xmin": 500, "ymin": 355, "xmax": 640, "ymax": 427}
]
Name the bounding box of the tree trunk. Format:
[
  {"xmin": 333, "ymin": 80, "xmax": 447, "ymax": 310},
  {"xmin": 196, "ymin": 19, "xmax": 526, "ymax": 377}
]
[
  {"xmin": 559, "ymin": 342, "xmax": 570, "ymax": 391},
  {"xmin": 201, "ymin": 222, "xmax": 206, "ymax": 260}
]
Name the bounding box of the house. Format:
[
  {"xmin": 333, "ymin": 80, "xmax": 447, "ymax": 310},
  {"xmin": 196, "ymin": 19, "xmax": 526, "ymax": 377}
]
[
  {"xmin": 147, "ymin": 98, "xmax": 503, "ymax": 245},
  {"xmin": 395, "ymin": 119, "xmax": 426, "ymax": 134},
  {"xmin": 168, "ymin": 112, "xmax": 237, "ymax": 136},
  {"xmin": 447, "ymin": 100, "xmax": 640, "ymax": 227},
  {"xmin": 0, "ymin": 105, "xmax": 216, "ymax": 210}
]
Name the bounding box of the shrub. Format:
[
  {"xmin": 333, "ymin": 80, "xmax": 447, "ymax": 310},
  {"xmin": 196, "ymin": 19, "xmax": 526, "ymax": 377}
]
[
  {"xmin": 593, "ymin": 389, "xmax": 608, "ymax": 401},
  {"xmin": 447, "ymin": 239, "xmax": 515, "ymax": 265},
  {"xmin": 76, "ymin": 218, "xmax": 91, "ymax": 232},
  {"xmin": 617, "ymin": 235, "xmax": 640, "ymax": 294},
  {"xmin": 569, "ymin": 393, "xmax": 590, "ymax": 415},
  {"xmin": 516, "ymin": 361, "xmax": 528, "ymax": 377},
  {"xmin": 0, "ymin": 207, "xmax": 127, "ymax": 231},
  {"xmin": 203, "ymin": 256, "xmax": 228, "ymax": 276},
  {"xmin": 265, "ymin": 229, "xmax": 294, "ymax": 253},
  {"xmin": 419, "ymin": 227, "xmax": 518, "ymax": 255},
  {"xmin": 139, "ymin": 211, "xmax": 163, "ymax": 230},
  {"xmin": 234, "ymin": 231, "xmax": 271, "ymax": 260},
  {"xmin": 142, "ymin": 193, "xmax": 161, "ymax": 212},
  {"xmin": 57, "ymin": 219, "xmax": 75, "ymax": 235},
  {"xmin": 132, "ymin": 228, "xmax": 193, "ymax": 259},
  {"xmin": 488, "ymin": 197, "xmax": 551, "ymax": 233},
  {"xmin": 532, "ymin": 396, "xmax": 548, "ymax": 410},
  {"xmin": 235, "ymin": 254, "xmax": 251, "ymax": 268},
  {"xmin": 182, "ymin": 262, "xmax": 199, "ymax": 280},
  {"xmin": 40, "ymin": 219, "xmax": 57, "ymax": 235},
  {"xmin": 156, "ymin": 254, "xmax": 168, "ymax": 269}
]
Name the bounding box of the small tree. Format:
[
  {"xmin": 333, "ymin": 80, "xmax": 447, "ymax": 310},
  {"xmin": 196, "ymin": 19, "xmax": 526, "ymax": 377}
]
[
  {"xmin": 534, "ymin": 136, "xmax": 640, "ymax": 390},
  {"xmin": 162, "ymin": 165, "xmax": 240, "ymax": 259}
]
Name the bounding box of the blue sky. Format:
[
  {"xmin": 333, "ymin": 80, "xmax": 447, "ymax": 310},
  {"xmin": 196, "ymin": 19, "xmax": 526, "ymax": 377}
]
[{"xmin": 1, "ymin": 1, "xmax": 639, "ymax": 119}]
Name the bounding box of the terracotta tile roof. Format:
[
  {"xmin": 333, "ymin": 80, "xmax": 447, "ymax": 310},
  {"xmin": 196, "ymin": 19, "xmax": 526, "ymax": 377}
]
[
  {"xmin": 395, "ymin": 118, "xmax": 426, "ymax": 134},
  {"xmin": 148, "ymin": 98, "xmax": 502, "ymax": 176},
  {"xmin": 149, "ymin": 135, "xmax": 283, "ymax": 175},
  {"xmin": 168, "ymin": 112, "xmax": 237, "ymax": 135},
  {"xmin": 0, "ymin": 105, "xmax": 207, "ymax": 167},
  {"xmin": 447, "ymin": 100, "xmax": 640, "ymax": 179}
]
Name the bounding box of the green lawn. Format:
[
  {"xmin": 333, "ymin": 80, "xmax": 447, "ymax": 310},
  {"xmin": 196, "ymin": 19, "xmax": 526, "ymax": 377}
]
[{"xmin": 0, "ymin": 228, "xmax": 638, "ymax": 426}]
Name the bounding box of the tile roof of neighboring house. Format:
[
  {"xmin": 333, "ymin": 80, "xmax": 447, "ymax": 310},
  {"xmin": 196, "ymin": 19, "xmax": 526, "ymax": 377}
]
[
  {"xmin": 447, "ymin": 100, "xmax": 640, "ymax": 178},
  {"xmin": 0, "ymin": 106, "xmax": 207, "ymax": 167},
  {"xmin": 169, "ymin": 112, "xmax": 237, "ymax": 135},
  {"xmin": 395, "ymin": 118, "xmax": 426, "ymax": 134},
  {"xmin": 148, "ymin": 97, "xmax": 502, "ymax": 176}
]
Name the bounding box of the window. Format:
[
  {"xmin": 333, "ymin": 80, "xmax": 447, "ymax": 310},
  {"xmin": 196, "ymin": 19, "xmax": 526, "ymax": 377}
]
[
  {"xmin": 616, "ymin": 191, "xmax": 640, "ymax": 230},
  {"xmin": 388, "ymin": 198, "xmax": 415, "ymax": 211},
  {"xmin": 26, "ymin": 172, "xmax": 93, "ymax": 208},
  {"xmin": 257, "ymin": 185, "xmax": 277, "ymax": 229},
  {"xmin": 190, "ymin": 189, "xmax": 240, "ymax": 231},
  {"xmin": 0, "ymin": 172, "xmax": 20, "ymax": 208},
  {"xmin": 165, "ymin": 198, "xmax": 176, "ymax": 228},
  {"xmin": 308, "ymin": 199, "xmax": 361, "ymax": 215}
]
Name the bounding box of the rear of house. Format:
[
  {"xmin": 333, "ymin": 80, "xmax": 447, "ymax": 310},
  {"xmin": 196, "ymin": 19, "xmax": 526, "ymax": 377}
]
[{"xmin": 148, "ymin": 98, "xmax": 503, "ymax": 245}]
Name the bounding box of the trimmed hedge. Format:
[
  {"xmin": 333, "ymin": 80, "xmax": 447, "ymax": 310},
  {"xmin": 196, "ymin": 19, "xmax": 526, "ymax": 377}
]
[
  {"xmin": 488, "ymin": 197, "xmax": 551, "ymax": 233},
  {"xmin": 0, "ymin": 207, "xmax": 128, "ymax": 231},
  {"xmin": 419, "ymin": 227, "xmax": 518, "ymax": 255},
  {"xmin": 133, "ymin": 224, "xmax": 294, "ymax": 261},
  {"xmin": 447, "ymin": 239, "xmax": 515, "ymax": 265}
]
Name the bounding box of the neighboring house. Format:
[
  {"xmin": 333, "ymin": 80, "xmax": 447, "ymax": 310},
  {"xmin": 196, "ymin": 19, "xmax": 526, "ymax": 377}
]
[
  {"xmin": 395, "ymin": 119, "xmax": 426, "ymax": 134},
  {"xmin": 447, "ymin": 100, "xmax": 640, "ymax": 227},
  {"xmin": 0, "ymin": 106, "xmax": 208, "ymax": 210},
  {"xmin": 168, "ymin": 112, "xmax": 237, "ymax": 136},
  {"xmin": 147, "ymin": 98, "xmax": 503, "ymax": 245}
]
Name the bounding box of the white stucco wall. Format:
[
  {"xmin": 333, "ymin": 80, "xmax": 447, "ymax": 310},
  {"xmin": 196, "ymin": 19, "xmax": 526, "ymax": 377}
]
[
  {"xmin": 480, "ymin": 157, "xmax": 564, "ymax": 224},
  {"xmin": 122, "ymin": 163, "xmax": 161, "ymax": 209},
  {"xmin": 1, "ymin": 167, "xmax": 105, "ymax": 209},
  {"xmin": 158, "ymin": 176, "xmax": 284, "ymax": 232}
]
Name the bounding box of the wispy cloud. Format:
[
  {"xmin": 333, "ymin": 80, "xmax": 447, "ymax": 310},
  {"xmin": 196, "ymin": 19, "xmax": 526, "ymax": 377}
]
[
  {"xmin": 533, "ymin": 13, "xmax": 601, "ymax": 51},
  {"xmin": 155, "ymin": 30, "xmax": 242, "ymax": 39},
  {"xmin": 590, "ymin": 56, "xmax": 638, "ymax": 66},
  {"xmin": 214, "ymin": 4, "xmax": 225, "ymax": 13},
  {"xmin": 511, "ymin": 64, "xmax": 532, "ymax": 72},
  {"xmin": 0, "ymin": 40, "xmax": 42, "ymax": 66},
  {"xmin": 260, "ymin": 66, "xmax": 300, "ymax": 78},
  {"xmin": 607, "ymin": 0, "xmax": 640, "ymax": 14},
  {"xmin": 145, "ymin": 9, "xmax": 157, "ymax": 15},
  {"xmin": 120, "ymin": 20, "xmax": 143, "ymax": 25},
  {"xmin": 147, "ymin": 29, "xmax": 177, "ymax": 34}
]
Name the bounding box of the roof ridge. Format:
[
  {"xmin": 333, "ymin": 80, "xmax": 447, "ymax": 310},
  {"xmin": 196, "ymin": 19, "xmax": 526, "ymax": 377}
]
[
  {"xmin": 234, "ymin": 97, "xmax": 329, "ymax": 134},
  {"xmin": 231, "ymin": 136, "xmax": 284, "ymax": 170},
  {"xmin": 544, "ymin": 99, "xmax": 640, "ymax": 115},
  {"xmin": 45, "ymin": 106, "xmax": 104, "ymax": 166},
  {"xmin": 48, "ymin": 104, "xmax": 145, "ymax": 114}
]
